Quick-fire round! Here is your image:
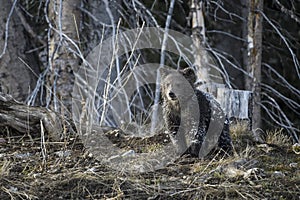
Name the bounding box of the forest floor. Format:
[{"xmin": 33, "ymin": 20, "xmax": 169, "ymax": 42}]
[{"xmin": 0, "ymin": 122, "xmax": 299, "ymax": 199}]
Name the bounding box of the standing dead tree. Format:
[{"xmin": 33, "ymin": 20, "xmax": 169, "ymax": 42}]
[{"xmin": 245, "ymin": 0, "xmax": 263, "ymax": 141}]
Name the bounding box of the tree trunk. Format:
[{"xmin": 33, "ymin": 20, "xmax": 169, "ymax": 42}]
[
  {"xmin": 189, "ymin": 0, "xmax": 225, "ymax": 96},
  {"xmin": 46, "ymin": 0, "xmax": 81, "ymax": 115},
  {"xmin": 190, "ymin": 0, "xmax": 210, "ymax": 84},
  {"xmin": 245, "ymin": 0, "xmax": 263, "ymax": 140},
  {"xmin": 0, "ymin": 1, "xmax": 39, "ymax": 101}
]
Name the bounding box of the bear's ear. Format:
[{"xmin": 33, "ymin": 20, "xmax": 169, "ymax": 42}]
[
  {"xmin": 180, "ymin": 67, "xmax": 196, "ymax": 86},
  {"xmin": 159, "ymin": 67, "xmax": 169, "ymax": 79}
]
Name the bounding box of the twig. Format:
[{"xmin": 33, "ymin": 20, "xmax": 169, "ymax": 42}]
[{"xmin": 0, "ymin": 0, "xmax": 18, "ymax": 59}]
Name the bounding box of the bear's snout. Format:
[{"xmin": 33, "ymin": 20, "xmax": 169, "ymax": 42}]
[{"xmin": 168, "ymin": 91, "xmax": 177, "ymax": 100}]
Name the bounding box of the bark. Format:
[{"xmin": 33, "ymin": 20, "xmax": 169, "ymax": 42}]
[
  {"xmin": 189, "ymin": 0, "xmax": 224, "ymax": 96},
  {"xmin": 46, "ymin": 0, "xmax": 81, "ymax": 114},
  {"xmin": 0, "ymin": 1, "xmax": 39, "ymax": 101},
  {"xmin": 245, "ymin": 0, "xmax": 263, "ymax": 139},
  {"xmin": 190, "ymin": 0, "xmax": 210, "ymax": 84}
]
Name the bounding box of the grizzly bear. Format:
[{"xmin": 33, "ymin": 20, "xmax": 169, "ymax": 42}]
[{"xmin": 160, "ymin": 67, "xmax": 232, "ymax": 157}]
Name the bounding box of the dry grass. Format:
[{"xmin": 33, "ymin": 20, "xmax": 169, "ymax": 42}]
[
  {"xmin": 0, "ymin": 122, "xmax": 299, "ymax": 199},
  {"xmin": 230, "ymin": 120, "xmax": 251, "ymax": 140},
  {"xmin": 265, "ymin": 128, "xmax": 292, "ymax": 146}
]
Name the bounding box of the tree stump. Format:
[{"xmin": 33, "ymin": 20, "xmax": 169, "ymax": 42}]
[{"xmin": 217, "ymin": 88, "xmax": 253, "ymax": 128}]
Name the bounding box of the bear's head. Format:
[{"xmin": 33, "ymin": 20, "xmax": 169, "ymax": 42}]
[{"xmin": 160, "ymin": 67, "xmax": 196, "ymax": 103}]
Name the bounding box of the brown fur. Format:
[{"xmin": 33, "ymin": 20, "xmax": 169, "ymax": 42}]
[{"xmin": 161, "ymin": 67, "xmax": 232, "ymax": 157}]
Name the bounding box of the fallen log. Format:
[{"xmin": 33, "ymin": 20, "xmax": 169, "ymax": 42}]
[{"xmin": 0, "ymin": 93, "xmax": 62, "ymax": 140}]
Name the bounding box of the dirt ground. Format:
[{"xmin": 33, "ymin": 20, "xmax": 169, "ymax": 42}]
[{"xmin": 0, "ymin": 122, "xmax": 299, "ymax": 199}]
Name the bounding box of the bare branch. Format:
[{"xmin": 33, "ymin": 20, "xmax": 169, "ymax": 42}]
[
  {"xmin": 0, "ymin": 0, "xmax": 18, "ymax": 59},
  {"xmin": 260, "ymin": 10, "xmax": 300, "ymax": 79},
  {"xmin": 274, "ymin": 0, "xmax": 300, "ymax": 24}
]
